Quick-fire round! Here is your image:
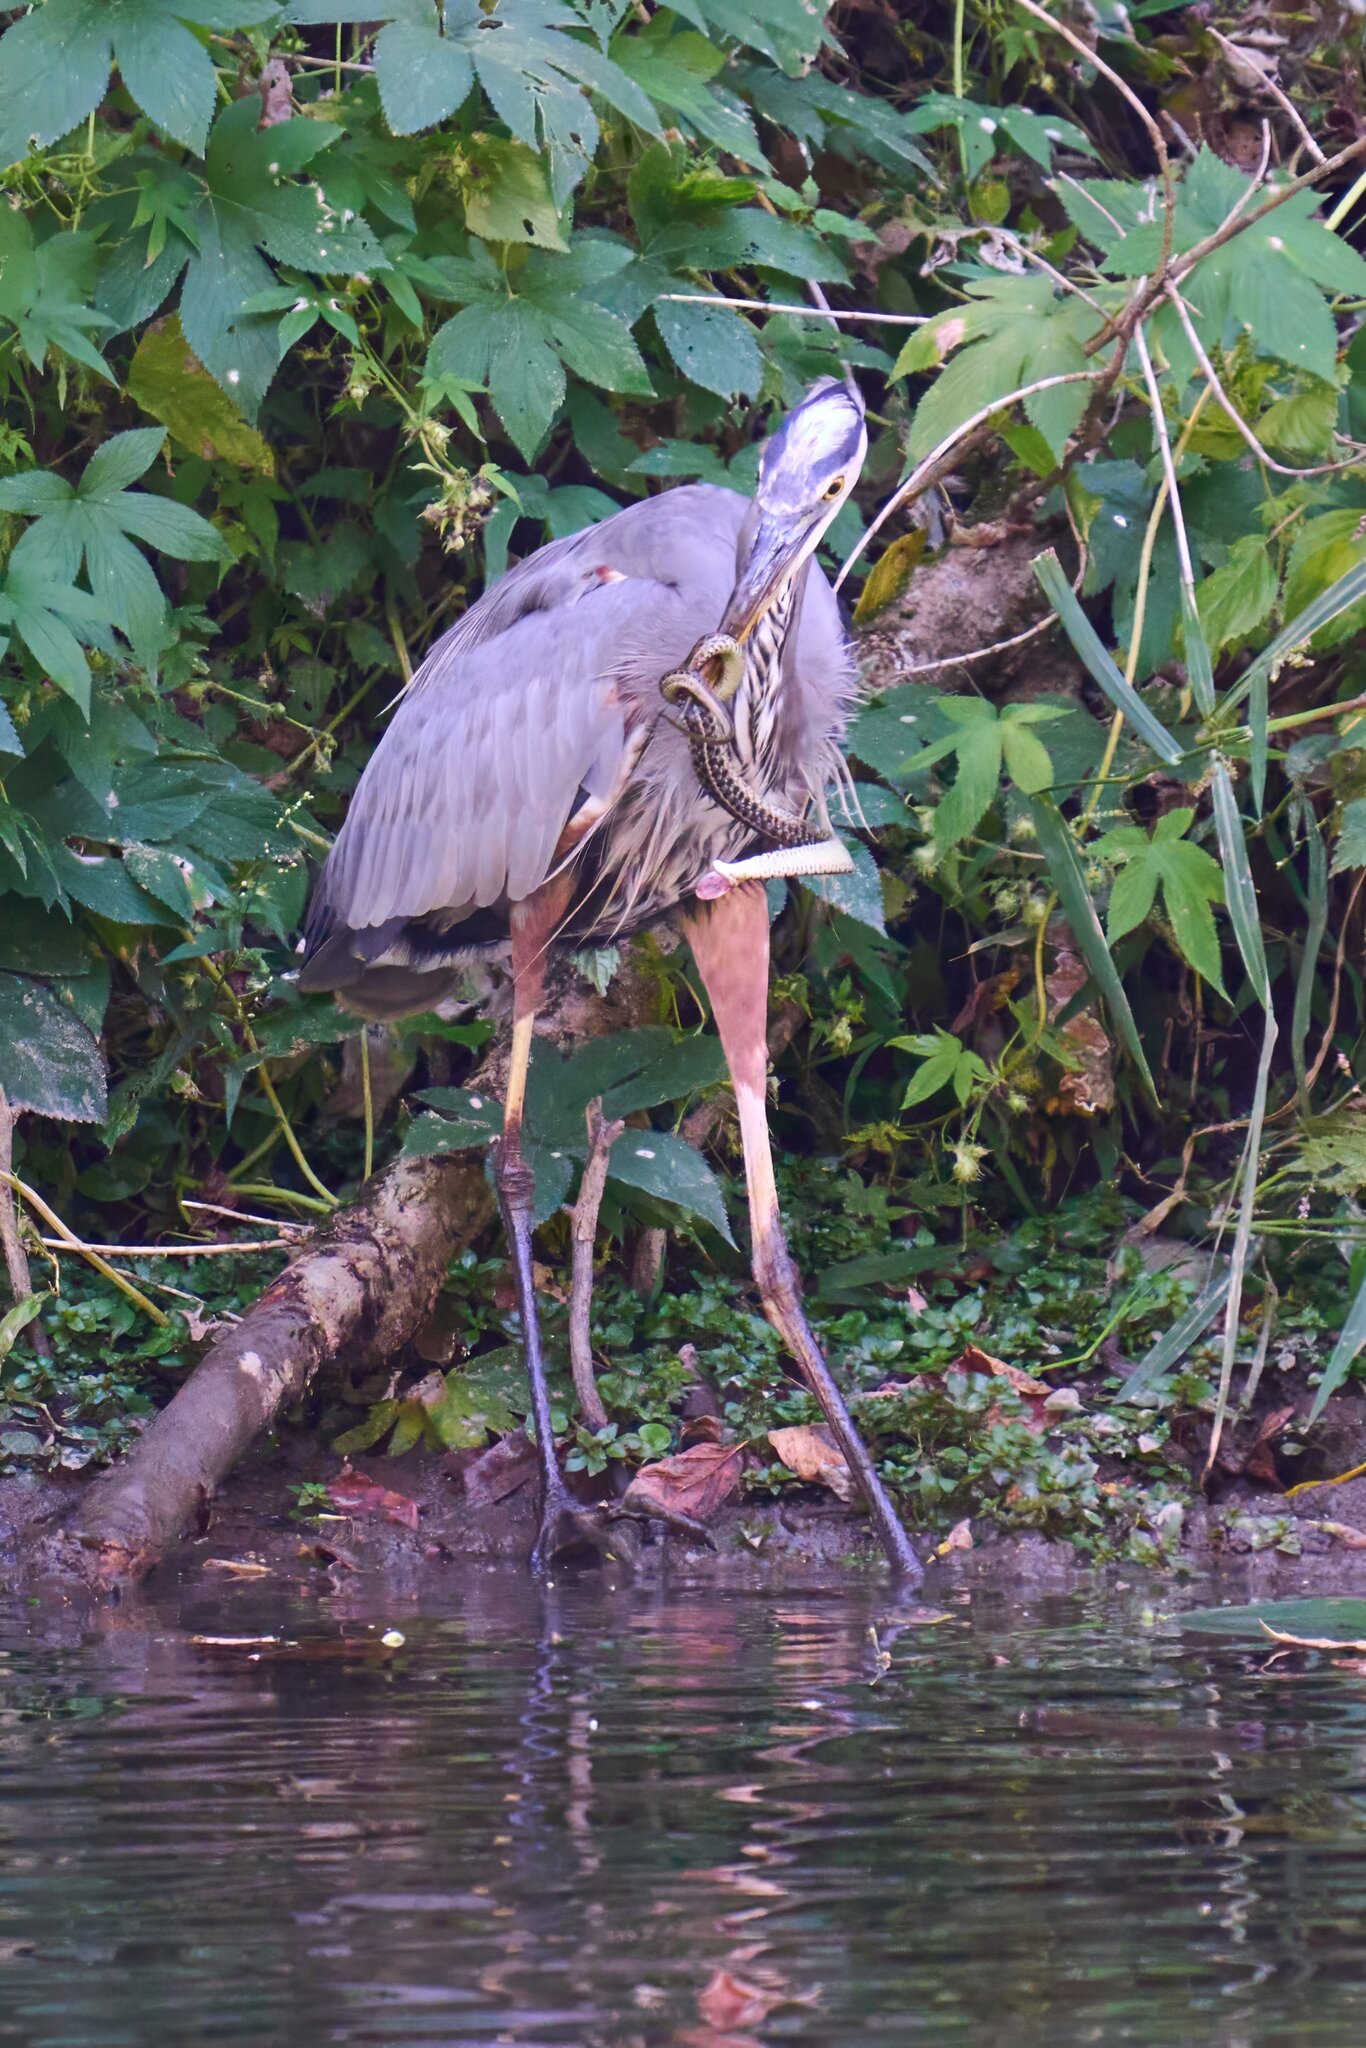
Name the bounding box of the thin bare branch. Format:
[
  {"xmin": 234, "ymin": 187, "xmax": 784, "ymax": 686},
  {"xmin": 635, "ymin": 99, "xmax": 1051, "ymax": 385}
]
[
  {"xmin": 654, "ymin": 292, "xmax": 928, "ymax": 326},
  {"xmin": 1164, "ymin": 286, "xmax": 1361, "ymax": 477},
  {"xmin": 1206, "ymin": 26, "xmax": 1325, "ymax": 165},
  {"xmin": 568, "ymin": 1098, "xmax": 625, "ymax": 1434}
]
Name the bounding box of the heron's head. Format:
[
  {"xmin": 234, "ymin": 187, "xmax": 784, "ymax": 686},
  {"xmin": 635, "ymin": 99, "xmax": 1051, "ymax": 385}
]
[{"xmin": 721, "ymin": 378, "xmax": 866, "ymax": 642}]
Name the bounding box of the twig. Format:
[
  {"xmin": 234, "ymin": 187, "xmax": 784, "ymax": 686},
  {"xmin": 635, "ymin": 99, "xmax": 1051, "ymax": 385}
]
[
  {"xmin": 1304, "ymin": 872, "xmax": 1366, "ymax": 1095},
  {"xmin": 653, "ymin": 292, "xmax": 928, "ymax": 326},
  {"xmin": 1016, "ymin": 0, "xmax": 1175, "ymax": 249},
  {"xmin": 1133, "ymin": 322, "xmax": 1196, "ymax": 597},
  {"xmin": 1205, "ymin": 26, "xmax": 1325, "ymax": 166},
  {"xmin": 0, "ymin": 1172, "xmax": 168, "ymax": 1328},
  {"xmin": 568, "ymin": 1099, "xmax": 624, "ymax": 1433},
  {"xmin": 38, "ymin": 1236, "xmax": 295, "ymax": 1258},
  {"xmin": 360, "ymin": 1028, "xmax": 375, "ymax": 1182},
  {"xmin": 181, "ymin": 1200, "xmax": 310, "ymax": 1237},
  {"xmin": 1164, "ymin": 287, "xmax": 1360, "ymax": 478},
  {"xmin": 834, "ymin": 370, "xmax": 1100, "ymax": 590}
]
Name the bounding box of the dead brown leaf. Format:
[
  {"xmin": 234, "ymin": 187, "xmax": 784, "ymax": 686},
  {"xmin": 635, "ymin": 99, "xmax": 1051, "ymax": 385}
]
[
  {"xmin": 1261, "ymin": 1621, "xmax": 1366, "ymax": 1651},
  {"xmin": 768, "ymin": 1424, "xmax": 855, "ymax": 1504},
  {"xmin": 938, "ymin": 1518, "xmax": 973, "ymax": 1554},
  {"xmin": 298, "ymin": 1539, "xmax": 359, "ymax": 1572},
  {"xmin": 698, "ymin": 1969, "xmax": 783, "ymax": 2032},
  {"xmin": 1045, "ymin": 943, "xmax": 1115, "ymax": 1115},
  {"xmin": 327, "ymin": 1462, "xmax": 420, "ymax": 1531},
  {"xmin": 448, "ymin": 1430, "xmax": 538, "ymax": 1507},
  {"xmin": 954, "ymin": 1344, "xmax": 1051, "ymax": 1400},
  {"xmin": 1222, "ymin": 1405, "xmax": 1296, "ymax": 1486},
  {"xmin": 202, "ymin": 1557, "xmax": 271, "ymax": 1578},
  {"xmin": 1317, "ymin": 1520, "xmax": 1366, "ymax": 1550},
  {"xmin": 951, "ymin": 968, "xmax": 1021, "ymax": 1037},
  {"xmin": 622, "ymin": 1441, "xmax": 745, "ymax": 1524}
]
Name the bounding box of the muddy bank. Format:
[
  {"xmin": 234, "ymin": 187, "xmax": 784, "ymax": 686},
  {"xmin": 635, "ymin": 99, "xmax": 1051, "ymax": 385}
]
[{"xmin": 8, "ymin": 1424, "xmax": 1366, "ymax": 1608}]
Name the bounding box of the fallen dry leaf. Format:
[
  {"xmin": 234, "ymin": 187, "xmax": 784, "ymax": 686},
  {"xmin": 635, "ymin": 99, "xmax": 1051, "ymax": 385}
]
[
  {"xmin": 1316, "ymin": 1521, "xmax": 1366, "ymax": 1550},
  {"xmin": 698, "ymin": 1969, "xmax": 784, "ymax": 2032},
  {"xmin": 938, "ymin": 1518, "xmax": 974, "ymax": 1554},
  {"xmin": 327, "ymin": 1462, "xmax": 420, "ymax": 1531},
  {"xmin": 1045, "ymin": 943, "xmax": 1115, "ymax": 1115},
  {"xmin": 1261, "ymin": 1622, "xmax": 1366, "ymax": 1652},
  {"xmin": 448, "ymin": 1430, "xmax": 538, "ymax": 1506},
  {"xmin": 202, "ymin": 1556, "xmax": 271, "ymax": 1578},
  {"xmin": 298, "ymin": 1538, "xmax": 359, "ymax": 1572},
  {"xmin": 955, "ymin": 1343, "xmax": 1051, "ymax": 1399},
  {"xmin": 622, "ymin": 1440, "xmax": 744, "ymax": 1525},
  {"xmin": 768, "ymin": 1424, "xmax": 855, "ymax": 1504}
]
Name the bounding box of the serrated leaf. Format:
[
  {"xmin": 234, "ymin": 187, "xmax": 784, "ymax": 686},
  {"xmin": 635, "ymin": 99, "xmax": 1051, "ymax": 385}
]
[
  {"xmin": 465, "ymin": 139, "xmax": 566, "ymax": 251},
  {"xmin": 0, "ymin": 970, "xmax": 105, "ymax": 1121},
  {"xmin": 606, "ymin": 1129, "xmax": 734, "ymax": 1243},
  {"xmin": 374, "ymin": 17, "xmax": 476, "ymax": 136},
  {"xmin": 653, "ymin": 298, "xmax": 763, "ymax": 399},
  {"xmin": 126, "ymin": 317, "xmax": 275, "ymax": 471}
]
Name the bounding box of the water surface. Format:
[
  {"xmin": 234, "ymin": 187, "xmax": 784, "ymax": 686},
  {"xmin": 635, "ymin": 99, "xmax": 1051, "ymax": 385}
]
[{"xmin": 1, "ymin": 1570, "xmax": 1364, "ymax": 2046}]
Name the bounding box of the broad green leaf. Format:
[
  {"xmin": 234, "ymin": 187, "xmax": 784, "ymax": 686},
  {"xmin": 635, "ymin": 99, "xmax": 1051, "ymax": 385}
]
[
  {"xmin": 464, "ymin": 140, "xmax": 567, "ymax": 251},
  {"xmin": 1332, "ymin": 796, "xmax": 1366, "ymax": 876},
  {"xmin": 803, "ymin": 841, "xmax": 886, "ymax": 935},
  {"xmin": 1181, "ymin": 1598, "xmax": 1366, "ymax": 1640},
  {"xmin": 0, "ymin": 1, "xmax": 277, "ymax": 162},
  {"xmin": 0, "ymin": 211, "xmax": 114, "ymax": 382},
  {"xmin": 0, "ymin": 1292, "xmax": 46, "ymax": 1367},
  {"xmin": 903, "ymin": 276, "xmax": 1103, "ymax": 463},
  {"xmin": 0, "ymin": 970, "xmax": 105, "ymax": 1121},
  {"xmin": 126, "ymin": 317, "xmax": 275, "ymax": 471},
  {"xmin": 612, "ymin": 20, "xmax": 764, "ymax": 166},
  {"xmin": 1228, "ymin": 558, "xmax": 1366, "ymax": 716},
  {"xmin": 607, "ymin": 1129, "xmax": 734, "ymax": 1243},
  {"xmin": 374, "ymin": 17, "xmax": 476, "ymax": 136},
  {"xmin": 653, "ymin": 299, "xmax": 763, "ymax": 399},
  {"xmin": 1097, "ymin": 808, "xmax": 1227, "ymax": 994}
]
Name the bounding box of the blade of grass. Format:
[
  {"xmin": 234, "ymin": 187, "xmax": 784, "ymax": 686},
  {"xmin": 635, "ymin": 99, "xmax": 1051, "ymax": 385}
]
[
  {"xmin": 1180, "ymin": 588, "xmax": 1217, "ymax": 722},
  {"xmin": 1204, "ymin": 761, "xmax": 1276, "ymax": 1476},
  {"xmin": 1027, "ymin": 794, "xmax": 1159, "ymax": 1102},
  {"xmin": 1033, "ymin": 550, "xmax": 1183, "ymax": 765},
  {"xmin": 1310, "ymin": 1266, "xmax": 1366, "ymax": 1421},
  {"xmin": 1290, "ymin": 794, "xmax": 1328, "ymax": 1112},
  {"xmin": 1225, "ymin": 559, "xmax": 1366, "ymax": 715},
  {"xmin": 1118, "ymin": 1268, "xmax": 1233, "ymax": 1399}
]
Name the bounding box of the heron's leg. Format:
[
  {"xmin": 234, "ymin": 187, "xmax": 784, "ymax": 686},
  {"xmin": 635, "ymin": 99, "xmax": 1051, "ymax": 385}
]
[
  {"xmin": 685, "ymin": 886, "xmax": 923, "ymax": 1584},
  {"xmin": 494, "ymin": 898, "xmax": 620, "ymax": 1573}
]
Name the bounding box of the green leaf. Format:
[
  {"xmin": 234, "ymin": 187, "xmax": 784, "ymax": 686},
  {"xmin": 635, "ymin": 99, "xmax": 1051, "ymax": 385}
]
[
  {"xmin": 0, "ymin": 211, "xmax": 114, "ymax": 383},
  {"xmin": 1028, "ymin": 795, "xmax": 1158, "ymax": 1101},
  {"xmin": 653, "ymin": 298, "xmax": 763, "ymax": 400},
  {"xmin": 802, "ymin": 841, "xmax": 886, "ymax": 935},
  {"xmin": 0, "ymin": 1291, "xmax": 45, "ymax": 1367},
  {"xmin": 1181, "ymin": 1598, "xmax": 1366, "ymax": 1640},
  {"xmin": 465, "ymin": 139, "xmax": 567, "ymax": 251},
  {"xmin": 373, "ymin": 17, "xmax": 476, "ymax": 136},
  {"xmin": 927, "ymin": 700, "xmax": 1003, "ymax": 849},
  {"xmin": 611, "ymin": 20, "xmax": 764, "ymax": 166},
  {"xmin": 0, "ymin": 970, "xmax": 105, "ymax": 1121},
  {"xmin": 606, "ymin": 1129, "xmax": 734, "ymax": 1244},
  {"xmin": 904, "ymin": 277, "xmax": 1102, "ymax": 464},
  {"xmin": 1097, "ymin": 808, "xmax": 1227, "ymax": 994},
  {"xmin": 1195, "ymin": 533, "xmax": 1277, "ymax": 653}
]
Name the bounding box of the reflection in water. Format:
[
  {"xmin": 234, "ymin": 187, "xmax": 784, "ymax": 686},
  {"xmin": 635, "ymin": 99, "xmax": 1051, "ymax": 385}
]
[{"xmin": 0, "ymin": 1573, "xmax": 1365, "ymax": 2044}]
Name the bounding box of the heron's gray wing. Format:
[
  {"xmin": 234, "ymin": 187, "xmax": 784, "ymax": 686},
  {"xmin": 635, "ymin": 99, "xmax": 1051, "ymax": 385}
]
[{"xmin": 312, "ymin": 486, "xmax": 749, "ymax": 937}]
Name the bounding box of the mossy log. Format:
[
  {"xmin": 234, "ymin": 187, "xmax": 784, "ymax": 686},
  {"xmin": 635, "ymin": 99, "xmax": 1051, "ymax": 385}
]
[{"xmin": 61, "ymin": 1154, "xmax": 492, "ymax": 1589}]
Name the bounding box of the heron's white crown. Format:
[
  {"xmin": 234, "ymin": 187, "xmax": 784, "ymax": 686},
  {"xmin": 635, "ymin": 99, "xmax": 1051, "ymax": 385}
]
[{"xmin": 757, "ymin": 378, "xmax": 866, "ymax": 516}]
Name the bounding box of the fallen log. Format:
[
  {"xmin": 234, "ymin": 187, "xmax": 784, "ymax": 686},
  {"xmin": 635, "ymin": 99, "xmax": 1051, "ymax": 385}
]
[{"xmin": 60, "ymin": 1153, "xmax": 492, "ymax": 1589}]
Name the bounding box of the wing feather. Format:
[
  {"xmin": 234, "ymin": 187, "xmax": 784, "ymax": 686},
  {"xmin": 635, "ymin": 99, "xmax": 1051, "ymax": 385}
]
[{"xmin": 311, "ymin": 487, "xmax": 750, "ymax": 940}]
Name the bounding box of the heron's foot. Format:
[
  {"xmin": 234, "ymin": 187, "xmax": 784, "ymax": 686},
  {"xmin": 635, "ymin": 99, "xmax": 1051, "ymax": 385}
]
[{"xmin": 531, "ymin": 1487, "xmax": 631, "ymax": 1575}]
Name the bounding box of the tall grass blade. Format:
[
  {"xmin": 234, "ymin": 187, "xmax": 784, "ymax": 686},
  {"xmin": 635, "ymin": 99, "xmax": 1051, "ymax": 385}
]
[
  {"xmin": 1226, "ymin": 558, "xmax": 1366, "ymax": 714},
  {"xmin": 1211, "ymin": 763, "xmax": 1270, "ymax": 1001},
  {"xmin": 1310, "ymin": 1265, "xmax": 1366, "ymax": 1422},
  {"xmin": 1032, "ymin": 550, "xmax": 1183, "ymax": 766},
  {"xmin": 1118, "ymin": 1268, "xmax": 1232, "ymax": 1399},
  {"xmin": 1179, "ymin": 587, "xmax": 1216, "ymax": 719},
  {"xmin": 1204, "ymin": 1010, "xmax": 1275, "ymax": 1476},
  {"xmin": 1290, "ymin": 795, "xmax": 1328, "ymax": 1111},
  {"xmin": 1204, "ymin": 759, "xmax": 1276, "ymax": 1473},
  {"xmin": 1027, "ymin": 794, "xmax": 1158, "ymax": 1102}
]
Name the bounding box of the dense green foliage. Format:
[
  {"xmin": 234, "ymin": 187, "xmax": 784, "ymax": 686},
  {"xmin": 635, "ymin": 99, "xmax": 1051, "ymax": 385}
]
[{"xmin": 4, "ymin": 2, "xmax": 1366, "ymax": 1535}]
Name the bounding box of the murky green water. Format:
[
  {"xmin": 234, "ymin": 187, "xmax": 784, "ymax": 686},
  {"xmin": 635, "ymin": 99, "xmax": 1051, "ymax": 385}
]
[{"xmin": 1, "ymin": 1571, "xmax": 1365, "ymax": 2047}]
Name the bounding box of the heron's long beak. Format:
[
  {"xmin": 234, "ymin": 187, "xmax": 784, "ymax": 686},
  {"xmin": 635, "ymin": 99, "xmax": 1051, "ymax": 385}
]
[{"xmin": 718, "ymin": 511, "xmax": 821, "ymax": 644}]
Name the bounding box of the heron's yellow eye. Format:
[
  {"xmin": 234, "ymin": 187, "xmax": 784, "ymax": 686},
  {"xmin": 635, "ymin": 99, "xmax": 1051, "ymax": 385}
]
[{"xmin": 824, "ymin": 476, "xmax": 846, "ymax": 500}]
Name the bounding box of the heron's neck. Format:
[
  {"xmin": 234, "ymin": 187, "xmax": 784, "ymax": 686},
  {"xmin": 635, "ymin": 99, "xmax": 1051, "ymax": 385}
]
[{"xmin": 734, "ymin": 577, "xmax": 798, "ymax": 773}]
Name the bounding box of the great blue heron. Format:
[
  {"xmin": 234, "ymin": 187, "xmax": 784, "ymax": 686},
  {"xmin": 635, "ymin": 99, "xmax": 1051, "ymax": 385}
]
[{"xmin": 299, "ymin": 379, "xmax": 921, "ymax": 1582}]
